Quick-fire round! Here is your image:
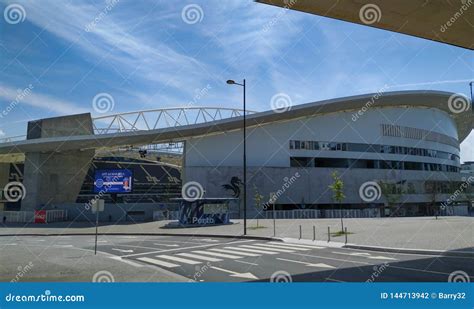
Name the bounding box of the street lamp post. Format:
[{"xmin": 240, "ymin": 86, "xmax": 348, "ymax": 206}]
[
  {"xmin": 470, "ymin": 82, "xmax": 473, "ymax": 109},
  {"xmin": 226, "ymin": 79, "xmax": 247, "ymax": 235}
]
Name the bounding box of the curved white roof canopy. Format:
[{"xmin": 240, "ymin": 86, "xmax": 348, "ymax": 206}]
[{"xmin": 0, "ymin": 91, "xmax": 471, "ymax": 156}]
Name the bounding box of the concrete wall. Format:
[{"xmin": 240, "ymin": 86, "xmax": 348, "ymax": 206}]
[
  {"xmin": 185, "ymin": 107, "xmax": 459, "ymax": 168},
  {"xmin": 0, "ymin": 163, "xmax": 10, "ymax": 210},
  {"xmin": 22, "ymin": 114, "xmax": 95, "ymax": 211},
  {"xmin": 184, "ymin": 166, "xmax": 466, "ymax": 217}
]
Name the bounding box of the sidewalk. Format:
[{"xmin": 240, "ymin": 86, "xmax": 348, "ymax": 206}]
[{"xmin": 1, "ymin": 216, "xmax": 472, "ymax": 254}]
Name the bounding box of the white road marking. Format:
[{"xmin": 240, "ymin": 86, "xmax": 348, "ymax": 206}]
[
  {"xmin": 177, "ymin": 253, "xmax": 222, "ymax": 262},
  {"xmin": 121, "ymin": 239, "xmax": 255, "ymax": 258},
  {"xmin": 256, "ymin": 243, "xmax": 311, "ymax": 251},
  {"xmin": 325, "ymin": 277, "xmax": 345, "ymax": 282},
  {"xmin": 192, "ymin": 250, "xmax": 243, "ymax": 259},
  {"xmin": 153, "ymin": 243, "xmax": 179, "ymax": 247},
  {"xmin": 277, "ymin": 258, "xmax": 335, "ymax": 269},
  {"xmin": 291, "ymin": 252, "xmax": 370, "ymax": 265},
  {"xmin": 240, "ymin": 245, "xmax": 294, "ymax": 253},
  {"xmin": 112, "ymin": 248, "xmax": 134, "ymax": 253},
  {"xmin": 331, "ymin": 251, "xmax": 397, "ymax": 260},
  {"xmin": 235, "ymin": 260, "xmax": 259, "ymax": 266},
  {"xmin": 136, "ymin": 257, "xmax": 179, "ymax": 268},
  {"xmin": 225, "ymin": 246, "xmax": 278, "ymax": 255},
  {"xmin": 269, "ymin": 242, "xmax": 324, "ymax": 249},
  {"xmin": 109, "ymin": 256, "xmax": 143, "ymax": 267},
  {"xmin": 210, "ymin": 266, "xmax": 258, "ymax": 280},
  {"xmin": 209, "ymin": 248, "xmax": 260, "ymax": 257},
  {"xmin": 157, "ymin": 255, "xmax": 202, "ymax": 265}
]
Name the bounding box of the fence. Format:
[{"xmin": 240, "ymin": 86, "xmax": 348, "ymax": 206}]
[
  {"xmin": 0, "ymin": 210, "xmax": 67, "ymax": 223},
  {"xmin": 46, "ymin": 210, "xmax": 68, "ymax": 223},
  {"xmin": 0, "ymin": 211, "xmax": 34, "ymax": 223},
  {"xmin": 264, "ymin": 209, "xmax": 381, "ymax": 219}
]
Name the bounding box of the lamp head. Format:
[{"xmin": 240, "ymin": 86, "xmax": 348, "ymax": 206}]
[{"xmin": 226, "ymin": 80, "xmax": 236, "ymax": 85}]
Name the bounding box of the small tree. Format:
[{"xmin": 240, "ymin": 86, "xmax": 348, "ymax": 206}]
[
  {"xmin": 253, "ymin": 185, "xmax": 264, "ymax": 228},
  {"xmin": 378, "ymin": 180, "xmax": 404, "ymax": 217},
  {"xmin": 328, "ymin": 171, "xmax": 346, "ymax": 232}
]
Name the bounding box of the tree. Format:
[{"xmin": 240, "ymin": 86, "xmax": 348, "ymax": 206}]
[
  {"xmin": 426, "ymin": 181, "xmax": 440, "ymax": 219},
  {"xmin": 378, "ymin": 180, "xmax": 405, "ymax": 217},
  {"xmin": 253, "ymin": 185, "xmax": 264, "ymax": 228},
  {"xmin": 328, "ymin": 171, "xmax": 346, "ymax": 232}
]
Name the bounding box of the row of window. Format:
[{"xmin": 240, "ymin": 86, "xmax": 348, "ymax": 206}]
[
  {"xmin": 381, "ymin": 124, "xmax": 458, "ymax": 148},
  {"xmin": 289, "ymin": 157, "xmax": 460, "ymax": 172},
  {"xmin": 289, "ymin": 140, "xmax": 459, "ymax": 162}
]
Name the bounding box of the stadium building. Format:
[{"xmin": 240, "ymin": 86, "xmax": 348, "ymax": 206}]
[{"xmin": 0, "ymin": 91, "xmax": 472, "ymax": 221}]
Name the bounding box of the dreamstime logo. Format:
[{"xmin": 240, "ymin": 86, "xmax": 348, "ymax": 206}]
[
  {"xmin": 440, "ymin": 0, "xmax": 473, "ymax": 32},
  {"xmin": 92, "ymin": 270, "xmax": 115, "ymax": 282},
  {"xmin": 3, "ymin": 181, "xmax": 26, "ymax": 202},
  {"xmin": 270, "ymin": 270, "xmax": 292, "ymax": 283},
  {"xmin": 359, "ymin": 181, "xmax": 381, "ymax": 202},
  {"xmin": 181, "ymin": 4, "xmax": 204, "ymax": 24},
  {"xmin": 0, "ymin": 84, "xmax": 34, "ymax": 119},
  {"xmin": 3, "ymin": 4, "xmax": 26, "ymax": 24},
  {"xmin": 441, "ymin": 176, "xmax": 473, "ymax": 210},
  {"xmin": 359, "ymin": 4, "xmax": 382, "ymax": 25},
  {"xmin": 270, "ymin": 93, "xmax": 292, "ymax": 113},
  {"xmin": 11, "ymin": 262, "xmax": 34, "ymax": 283},
  {"xmin": 351, "ymin": 84, "xmax": 388, "ymax": 122},
  {"xmin": 366, "ymin": 263, "xmax": 389, "ymax": 283},
  {"xmin": 181, "ymin": 181, "xmax": 204, "ymax": 202},
  {"xmin": 261, "ymin": 0, "xmax": 297, "ymax": 33},
  {"xmin": 189, "ymin": 262, "xmax": 212, "ymax": 282},
  {"xmin": 187, "ymin": 84, "xmax": 212, "ymax": 106},
  {"xmin": 447, "ymin": 93, "xmax": 471, "ymax": 114},
  {"xmin": 448, "ymin": 270, "xmax": 470, "ymax": 283},
  {"xmin": 84, "ymin": 0, "xmax": 120, "ymax": 32},
  {"xmin": 92, "ymin": 93, "xmax": 115, "ymax": 114},
  {"xmin": 84, "ymin": 175, "xmax": 119, "ymax": 211},
  {"xmin": 262, "ymin": 172, "xmax": 301, "ymax": 210}
]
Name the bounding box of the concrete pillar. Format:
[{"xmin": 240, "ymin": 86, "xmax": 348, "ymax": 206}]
[
  {"xmin": 0, "ymin": 163, "xmax": 10, "ymax": 211},
  {"xmin": 21, "ymin": 113, "xmax": 95, "ymax": 211}
]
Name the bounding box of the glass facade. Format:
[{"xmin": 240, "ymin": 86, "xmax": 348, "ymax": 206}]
[
  {"xmin": 289, "ymin": 140, "xmax": 460, "ymax": 162},
  {"xmin": 289, "ymin": 156, "xmax": 460, "ymax": 172}
]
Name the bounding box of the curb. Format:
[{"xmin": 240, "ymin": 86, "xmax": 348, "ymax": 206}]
[
  {"xmin": 344, "ymin": 244, "xmax": 474, "ymax": 258},
  {"xmin": 0, "ymin": 232, "xmax": 281, "ymax": 242},
  {"xmin": 2, "ymin": 233, "xmax": 472, "ymax": 257}
]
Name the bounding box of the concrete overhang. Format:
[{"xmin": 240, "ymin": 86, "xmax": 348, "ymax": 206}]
[
  {"xmin": 256, "ymin": 0, "xmax": 474, "ymax": 50},
  {"xmin": 0, "ymin": 91, "xmax": 471, "ymax": 156}
]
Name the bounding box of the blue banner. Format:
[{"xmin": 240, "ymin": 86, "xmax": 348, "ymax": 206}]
[
  {"xmin": 93, "ymin": 169, "xmax": 133, "ymax": 193},
  {"xmin": 0, "ymin": 283, "xmax": 471, "ymax": 308}
]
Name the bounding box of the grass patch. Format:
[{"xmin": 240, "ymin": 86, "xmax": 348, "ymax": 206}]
[
  {"xmin": 330, "ymin": 231, "xmax": 354, "ymax": 237},
  {"xmin": 248, "ymin": 226, "xmax": 267, "ymax": 230}
]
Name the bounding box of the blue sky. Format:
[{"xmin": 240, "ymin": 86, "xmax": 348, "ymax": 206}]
[{"xmin": 0, "ymin": 0, "xmax": 472, "ymax": 161}]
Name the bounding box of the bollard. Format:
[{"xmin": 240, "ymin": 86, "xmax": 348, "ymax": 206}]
[
  {"xmin": 299, "ymin": 225, "xmax": 302, "ymax": 240},
  {"xmin": 344, "ymin": 227, "xmax": 348, "ymax": 244},
  {"xmin": 327, "ymin": 226, "xmax": 330, "ymax": 243},
  {"xmin": 313, "ymin": 225, "xmax": 316, "ymax": 241}
]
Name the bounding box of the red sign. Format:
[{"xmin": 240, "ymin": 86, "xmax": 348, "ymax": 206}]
[{"xmin": 34, "ymin": 210, "xmax": 47, "ymax": 224}]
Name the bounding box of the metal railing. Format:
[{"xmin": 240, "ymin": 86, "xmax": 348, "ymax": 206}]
[
  {"xmin": 0, "ymin": 107, "xmax": 257, "ymax": 145},
  {"xmin": 0, "ymin": 210, "xmax": 67, "ymax": 223},
  {"xmin": 93, "ymin": 107, "xmax": 256, "ymax": 135}
]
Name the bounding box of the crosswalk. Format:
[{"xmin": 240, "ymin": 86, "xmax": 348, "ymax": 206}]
[{"xmin": 134, "ymin": 241, "xmax": 321, "ymax": 269}]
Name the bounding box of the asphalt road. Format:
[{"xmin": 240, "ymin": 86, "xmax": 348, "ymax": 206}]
[{"xmin": 0, "ymin": 235, "xmax": 472, "ymax": 282}]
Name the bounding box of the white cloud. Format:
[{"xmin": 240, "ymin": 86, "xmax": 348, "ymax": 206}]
[
  {"xmin": 15, "ymin": 0, "xmax": 210, "ymax": 98},
  {"xmin": 0, "ymin": 83, "xmax": 86, "ymax": 116}
]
